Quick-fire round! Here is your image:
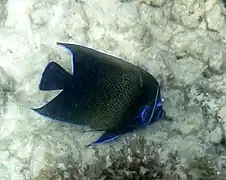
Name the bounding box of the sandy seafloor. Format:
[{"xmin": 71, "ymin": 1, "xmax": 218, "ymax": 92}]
[{"xmin": 1, "ymin": 0, "xmax": 226, "ymax": 179}]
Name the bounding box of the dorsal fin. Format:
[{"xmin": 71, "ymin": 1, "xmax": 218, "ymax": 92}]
[
  {"xmin": 56, "ymin": 42, "xmax": 137, "ymax": 75},
  {"xmin": 39, "ymin": 61, "xmax": 73, "ymax": 91},
  {"xmin": 57, "ymin": 42, "xmax": 77, "ymax": 74}
]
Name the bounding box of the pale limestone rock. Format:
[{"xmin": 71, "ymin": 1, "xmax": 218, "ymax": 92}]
[
  {"xmin": 164, "ymin": 55, "xmax": 204, "ymax": 86},
  {"xmin": 0, "ymin": 67, "xmax": 14, "ymax": 90},
  {"xmin": 217, "ymin": 156, "xmax": 226, "ymax": 172},
  {"xmin": 218, "ymin": 106, "xmax": 226, "ymax": 123},
  {"xmin": 206, "ymin": 3, "xmax": 225, "ymax": 32},
  {"xmin": 0, "ymin": 67, "xmax": 15, "ymax": 111},
  {"xmin": 0, "ymin": 0, "xmax": 7, "ymax": 25},
  {"xmin": 203, "ymin": 43, "xmax": 226, "ymax": 74},
  {"xmin": 170, "ymin": 0, "xmax": 205, "ymax": 29},
  {"xmin": 140, "ymin": 0, "xmax": 166, "ymax": 7},
  {"xmin": 204, "ymin": 0, "xmax": 218, "ymax": 12},
  {"xmin": 207, "ymin": 74, "xmax": 226, "ymax": 94},
  {"xmin": 210, "ymin": 127, "xmax": 222, "ymax": 144}
]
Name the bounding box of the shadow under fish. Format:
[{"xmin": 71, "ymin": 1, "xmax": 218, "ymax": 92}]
[{"xmin": 32, "ymin": 42, "xmax": 165, "ymax": 147}]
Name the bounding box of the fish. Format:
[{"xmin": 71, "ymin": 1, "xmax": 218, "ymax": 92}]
[{"xmin": 32, "ymin": 42, "xmax": 165, "ymax": 146}]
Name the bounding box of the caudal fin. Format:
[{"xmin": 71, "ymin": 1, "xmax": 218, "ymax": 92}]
[{"xmin": 39, "ymin": 61, "xmax": 73, "ymax": 91}]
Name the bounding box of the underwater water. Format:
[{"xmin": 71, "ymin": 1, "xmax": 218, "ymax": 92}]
[{"xmin": 0, "ymin": 0, "xmax": 226, "ymax": 179}]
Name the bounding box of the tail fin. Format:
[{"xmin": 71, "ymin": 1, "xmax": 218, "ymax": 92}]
[{"xmin": 39, "ymin": 61, "xmax": 73, "ymax": 91}]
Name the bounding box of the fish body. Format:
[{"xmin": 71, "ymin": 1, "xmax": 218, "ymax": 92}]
[{"xmin": 32, "ymin": 42, "xmax": 165, "ymax": 146}]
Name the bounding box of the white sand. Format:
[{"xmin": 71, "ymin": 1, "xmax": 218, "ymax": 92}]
[{"xmin": 0, "ymin": 0, "xmax": 226, "ymax": 179}]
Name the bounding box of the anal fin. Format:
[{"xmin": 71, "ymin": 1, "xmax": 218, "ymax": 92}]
[
  {"xmin": 87, "ymin": 126, "xmax": 137, "ymax": 147},
  {"xmin": 39, "ymin": 61, "xmax": 73, "ymax": 91}
]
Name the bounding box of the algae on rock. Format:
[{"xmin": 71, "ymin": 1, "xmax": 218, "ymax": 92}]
[{"xmin": 32, "ymin": 137, "xmax": 224, "ymax": 180}]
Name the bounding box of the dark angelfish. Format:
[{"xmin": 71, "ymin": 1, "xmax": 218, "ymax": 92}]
[{"xmin": 32, "ymin": 42, "xmax": 165, "ymax": 146}]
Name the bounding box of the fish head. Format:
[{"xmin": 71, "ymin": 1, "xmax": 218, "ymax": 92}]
[
  {"xmin": 133, "ymin": 85, "xmax": 165, "ymax": 127},
  {"xmin": 145, "ymin": 93, "xmax": 165, "ymax": 126},
  {"xmin": 151, "ymin": 98, "xmax": 165, "ymax": 123}
]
